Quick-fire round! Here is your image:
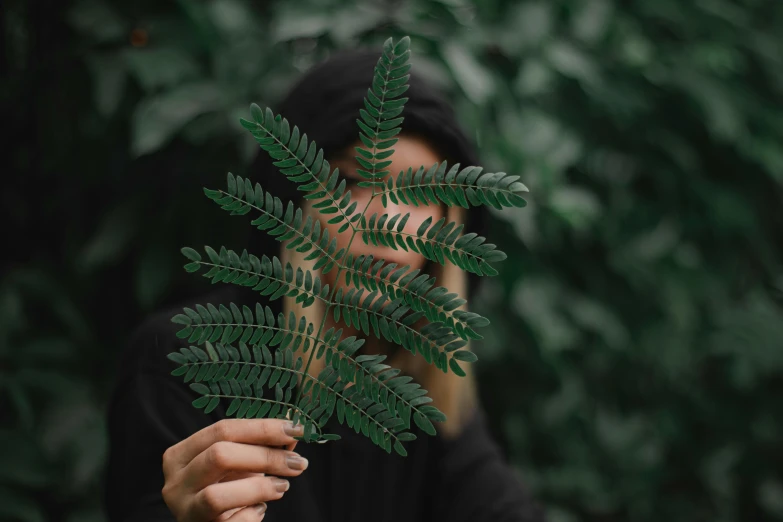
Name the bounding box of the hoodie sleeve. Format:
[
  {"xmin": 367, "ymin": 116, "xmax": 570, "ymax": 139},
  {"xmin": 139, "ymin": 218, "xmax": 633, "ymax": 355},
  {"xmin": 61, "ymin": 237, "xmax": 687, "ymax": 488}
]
[{"xmin": 103, "ymin": 313, "xmax": 226, "ymax": 522}]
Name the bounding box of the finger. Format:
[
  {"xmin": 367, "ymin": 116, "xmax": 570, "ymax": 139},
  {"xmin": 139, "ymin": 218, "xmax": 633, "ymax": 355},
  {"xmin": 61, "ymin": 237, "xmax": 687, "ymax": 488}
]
[
  {"xmin": 183, "ymin": 442, "xmax": 308, "ymax": 491},
  {"xmin": 224, "ymin": 503, "xmax": 267, "ymax": 522},
  {"xmin": 215, "ymin": 507, "xmax": 243, "ymax": 521},
  {"xmin": 192, "ymin": 475, "xmax": 289, "ymax": 521},
  {"xmin": 275, "ymin": 440, "xmax": 298, "ymax": 452},
  {"xmin": 219, "ymin": 471, "xmax": 264, "ymax": 483},
  {"xmin": 283, "ymin": 410, "xmax": 298, "ymax": 453},
  {"xmin": 166, "ymin": 419, "xmax": 304, "ymax": 470}
]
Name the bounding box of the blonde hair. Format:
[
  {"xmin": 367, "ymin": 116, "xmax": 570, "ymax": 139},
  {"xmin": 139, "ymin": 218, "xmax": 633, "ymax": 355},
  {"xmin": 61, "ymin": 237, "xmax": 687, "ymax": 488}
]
[{"xmin": 283, "ymin": 201, "xmax": 477, "ymax": 439}]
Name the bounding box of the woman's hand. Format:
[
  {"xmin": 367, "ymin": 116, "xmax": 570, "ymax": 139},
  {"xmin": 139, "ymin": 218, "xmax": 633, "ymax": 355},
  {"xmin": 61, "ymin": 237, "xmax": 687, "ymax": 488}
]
[{"xmin": 162, "ymin": 418, "xmax": 309, "ymax": 521}]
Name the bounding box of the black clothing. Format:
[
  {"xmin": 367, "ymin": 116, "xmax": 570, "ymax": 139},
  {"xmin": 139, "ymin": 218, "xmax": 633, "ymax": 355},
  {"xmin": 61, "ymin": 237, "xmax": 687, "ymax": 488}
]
[{"xmin": 104, "ymin": 287, "xmax": 545, "ymax": 522}]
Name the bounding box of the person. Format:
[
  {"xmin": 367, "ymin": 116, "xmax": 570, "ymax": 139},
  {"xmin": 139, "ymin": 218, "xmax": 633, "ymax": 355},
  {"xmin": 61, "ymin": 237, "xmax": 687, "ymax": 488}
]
[{"xmin": 104, "ymin": 47, "xmax": 546, "ymax": 522}]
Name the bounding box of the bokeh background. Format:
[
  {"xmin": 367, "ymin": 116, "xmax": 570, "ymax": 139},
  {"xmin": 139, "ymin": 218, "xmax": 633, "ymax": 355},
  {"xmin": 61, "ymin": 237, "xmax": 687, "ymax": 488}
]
[{"xmin": 2, "ymin": 0, "xmax": 783, "ymax": 521}]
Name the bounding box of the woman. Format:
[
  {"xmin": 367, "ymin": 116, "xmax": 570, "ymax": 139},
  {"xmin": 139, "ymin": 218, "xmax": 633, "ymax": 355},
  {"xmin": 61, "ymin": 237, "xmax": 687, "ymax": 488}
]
[{"xmin": 105, "ymin": 48, "xmax": 545, "ymax": 522}]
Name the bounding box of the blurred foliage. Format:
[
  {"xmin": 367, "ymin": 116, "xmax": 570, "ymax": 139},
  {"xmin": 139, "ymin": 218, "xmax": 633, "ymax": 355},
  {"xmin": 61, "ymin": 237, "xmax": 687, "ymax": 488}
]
[{"xmin": 2, "ymin": 0, "xmax": 782, "ymax": 521}]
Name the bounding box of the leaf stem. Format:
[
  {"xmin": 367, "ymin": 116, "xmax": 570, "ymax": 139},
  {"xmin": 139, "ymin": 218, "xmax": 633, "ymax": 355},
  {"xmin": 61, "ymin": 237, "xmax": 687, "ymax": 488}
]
[
  {"xmin": 368, "ymin": 49, "xmax": 395, "ymax": 197},
  {"xmin": 209, "ymin": 394, "xmax": 323, "ymax": 435},
  {"xmin": 293, "ymin": 195, "xmax": 377, "ymax": 415},
  {"xmin": 194, "ymin": 259, "xmax": 331, "ymax": 306},
  {"xmin": 216, "ymin": 190, "xmax": 344, "ymax": 268},
  {"xmin": 255, "ymin": 126, "xmax": 358, "ymax": 232},
  {"xmin": 294, "ymin": 42, "xmax": 407, "ymax": 419},
  {"xmin": 340, "ymin": 263, "xmax": 479, "ymax": 339},
  {"xmin": 358, "ymin": 226, "xmax": 493, "ymax": 267}
]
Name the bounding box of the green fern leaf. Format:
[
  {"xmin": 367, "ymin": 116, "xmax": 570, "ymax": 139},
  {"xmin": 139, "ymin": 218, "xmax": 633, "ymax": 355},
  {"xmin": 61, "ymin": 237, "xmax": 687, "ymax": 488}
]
[
  {"xmin": 170, "ymin": 336, "xmax": 329, "ymax": 440},
  {"xmin": 330, "ymin": 287, "xmax": 471, "ymax": 375},
  {"xmin": 359, "ymin": 212, "xmax": 507, "ymax": 276},
  {"xmin": 342, "ymin": 253, "xmax": 489, "ymax": 342},
  {"xmin": 179, "ymin": 246, "xmax": 330, "ymax": 308},
  {"xmin": 205, "ymin": 173, "xmax": 346, "ymax": 273},
  {"xmin": 239, "ymin": 107, "xmax": 359, "ymax": 232},
  {"xmin": 375, "ymin": 162, "xmax": 529, "ymax": 210},
  {"xmin": 354, "ymin": 36, "xmax": 411, "ymax": 192},
  {"xmin": 169, "ymin": 35, "xmax": 529, "ymax": 457},
  {"xmin": 312, "ymin": 328, "xmax": 444, "ymax": 437}
]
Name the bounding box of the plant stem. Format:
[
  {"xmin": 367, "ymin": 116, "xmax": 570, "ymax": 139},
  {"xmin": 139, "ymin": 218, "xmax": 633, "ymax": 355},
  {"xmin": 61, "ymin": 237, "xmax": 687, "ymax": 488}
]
[
  {"xmin": 293, "ymin": 46, "xmax": 399, "ymax": 431},
  {"xmin": 292, "ymin": 196, "xmax": 376, "ymax": 418}
]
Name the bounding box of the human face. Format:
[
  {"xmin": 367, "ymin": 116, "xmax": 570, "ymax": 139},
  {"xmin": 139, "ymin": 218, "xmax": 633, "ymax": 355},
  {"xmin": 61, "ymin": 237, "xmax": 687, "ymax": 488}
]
[{"xmin": 320, "ymin": 134, "xmax": 445, "ymax": 290}]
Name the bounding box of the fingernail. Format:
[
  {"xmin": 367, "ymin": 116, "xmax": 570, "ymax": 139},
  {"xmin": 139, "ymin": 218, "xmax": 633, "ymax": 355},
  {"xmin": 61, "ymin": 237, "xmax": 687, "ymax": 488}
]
[
  {"xmin": 273, "ymin": 478, "xmax": 290, "ymax": 493},
  {"xmin": 255, "ymin": 503, "xmax": 267, "ymax": 514},
  {"xmin": 284, "ymin": 421, "xmax": 304, "ymax": 437},
  {"xmin": 286, "ymin": 454, "xmax": 309, "ymax": 470}
]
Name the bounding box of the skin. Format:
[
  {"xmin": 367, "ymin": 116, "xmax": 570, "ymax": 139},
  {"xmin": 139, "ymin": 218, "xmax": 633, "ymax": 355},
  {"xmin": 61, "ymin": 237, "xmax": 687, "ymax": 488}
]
[
  {"xmin": 322, "ymin": 134, "xmax": 446, "ymax": 353},
  {"xmin": 162, "ymin": 418, "xmax": 305, "ymax": 521},
  {"xmin": 324, "ymin": 134, "xmax": 445, "ymax": 289},
  {"xmin": 161, "ymin": 135, "xmax": 445, "ymax": 521}
]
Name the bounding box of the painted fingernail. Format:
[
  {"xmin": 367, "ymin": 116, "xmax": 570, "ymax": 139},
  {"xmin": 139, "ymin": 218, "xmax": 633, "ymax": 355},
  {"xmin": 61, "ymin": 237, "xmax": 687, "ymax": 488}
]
[
  {"xmin": 283, "ymin": 421, "xmax": 304, "ymax": 437},
  {"xmin": 255, "ymin": 503, "xmax": 267, "ymax": 514},
  {"xmin": 286, "ymin": 455, "xmax": 309, "ymax": 470},
  {"xmin": 273, "ymin": 478, "xmax": 290, "ymax": 493}
]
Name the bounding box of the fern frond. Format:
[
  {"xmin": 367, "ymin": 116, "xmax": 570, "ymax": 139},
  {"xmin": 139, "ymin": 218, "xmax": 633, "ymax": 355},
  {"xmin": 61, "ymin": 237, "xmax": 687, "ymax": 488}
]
[
  {"xmin": 170, "ymin": 35, "xmax": 527, "ymax": 456},
  {"xmin": 181, "ymin": 246, "xmax": 330, "ymax": 308},
  {"xmin": 371, "ymin": 162, "xmax": 529, "ymax": 210},
  {"xmin": 171, "ymin": 302, "xmax": 318, "ymax": 352},
  {"xmin": 168, "ymin": 333, "xmax": 425, "ymax": 454},
  {"xmin": 239, "ymin": 106, "xmax": 360, "ymax": 234},
  {"xmin": 303, "ymin": 363, "xmax": 418, "ymax": 455},
  {"xmin": 312, "ymin": 327, "xmax": 446, "ymax": 438},
  {"xmin": 167, "ymin": 342, "xmax": 327, "ymax": 440},
  {"xmin": 171, "ymin": 302, "xmax": 437, "ymax": 453},
  {"xmin": 171, "ymin": 308, "xmax": 343, "ymax": 441},
  {"xmin": 343, "ymin": 254, "xmax": 489, "ymax": 340},
  {"xmin": 358, "ymin": 212, "xmax": 507, "ymax": 276},
  {"xmin": 354, "ymin": 36, "xmax": 411, "ymax": 188},
  {"xmin": 288, "ymin": 333, "xmax": 420, "ymax": 453},
  {"xmin": 330, "ymin": 288, "xmax": 476, "ymax": 376},
  {"xmin": 204, "ymin": 173, "xmax": 346, "ymax": 273},
  {"xmin": 333, "ymin": 352, "xmax": 441, "ymax": 436}
]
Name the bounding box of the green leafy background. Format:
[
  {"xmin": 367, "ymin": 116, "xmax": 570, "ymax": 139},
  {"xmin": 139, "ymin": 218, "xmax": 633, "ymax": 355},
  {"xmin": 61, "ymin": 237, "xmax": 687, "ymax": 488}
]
[{"xmin": 2, "ymin": 0, "xmax": 782, "ymax": 521}]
